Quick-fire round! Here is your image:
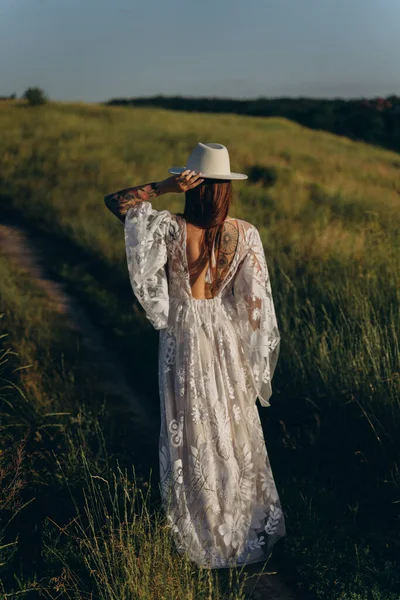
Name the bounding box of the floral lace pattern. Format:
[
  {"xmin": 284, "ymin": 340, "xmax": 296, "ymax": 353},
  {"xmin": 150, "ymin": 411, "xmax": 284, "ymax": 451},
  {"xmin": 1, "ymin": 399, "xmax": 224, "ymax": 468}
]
[{"xmin": 124, "ymin": 201, "xmax": 285, "ymax": 568}]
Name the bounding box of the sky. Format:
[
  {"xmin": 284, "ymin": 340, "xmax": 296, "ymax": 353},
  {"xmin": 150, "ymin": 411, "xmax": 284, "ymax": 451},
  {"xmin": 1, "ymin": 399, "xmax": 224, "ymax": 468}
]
[{"xmin": 1, "ymin": 0, "xmax": 400, "ymax": 102}]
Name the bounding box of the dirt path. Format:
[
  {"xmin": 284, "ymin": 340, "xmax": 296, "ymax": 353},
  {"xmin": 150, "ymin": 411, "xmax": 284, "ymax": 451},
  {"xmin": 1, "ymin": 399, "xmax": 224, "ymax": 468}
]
[
  {"xmin": 0, "ymin": 222, "xmax": 152, "ymax": 429},
  {"xmin": 0, "ymin": 220, "xmax": 300, "ymax": 600}
]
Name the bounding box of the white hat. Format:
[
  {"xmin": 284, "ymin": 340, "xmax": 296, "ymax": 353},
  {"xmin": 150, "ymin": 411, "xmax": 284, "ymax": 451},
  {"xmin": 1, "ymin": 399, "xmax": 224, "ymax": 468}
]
[{"xmin": 168, "ymin": 142, "xmax": 248, "ymax": 180}]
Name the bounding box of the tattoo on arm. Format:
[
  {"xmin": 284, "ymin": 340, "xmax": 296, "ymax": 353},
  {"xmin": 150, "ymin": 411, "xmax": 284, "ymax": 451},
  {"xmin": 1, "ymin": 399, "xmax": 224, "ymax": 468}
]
[{"xmin": 104, "ymin": 181, "xmax": 161, "ymax": 223}]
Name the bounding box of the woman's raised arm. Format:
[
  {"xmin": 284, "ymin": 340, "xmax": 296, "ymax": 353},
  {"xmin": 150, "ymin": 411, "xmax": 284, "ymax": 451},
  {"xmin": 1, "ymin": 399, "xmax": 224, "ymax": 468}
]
[
  {"xmin": 104, "ymin": 171, "xmax": 204, "ymax": 223},
  {"xmin": 104, "ymin": 181, "xmax": 163, "ymax": 223}
]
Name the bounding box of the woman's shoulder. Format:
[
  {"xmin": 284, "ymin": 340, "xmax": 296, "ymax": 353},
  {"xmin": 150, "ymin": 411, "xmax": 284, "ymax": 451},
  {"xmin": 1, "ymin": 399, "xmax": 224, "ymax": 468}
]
[
  {"xmin": 227, "ymin": 216, "xmax": 256, "ymax": 228},
  {"xmin": 226, "ymin": 217, "xmax": 258, "ymax": 242},
  {"xmin": 125, "ymin": 202, "xmax": 179, "ymax": 241}
]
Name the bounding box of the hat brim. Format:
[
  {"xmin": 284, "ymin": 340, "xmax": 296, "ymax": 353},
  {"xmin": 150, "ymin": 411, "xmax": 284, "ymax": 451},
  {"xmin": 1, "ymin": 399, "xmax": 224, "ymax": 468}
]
[{"xmin": 168, "ymin": 167, "xmax": 248, "ymax": 180}]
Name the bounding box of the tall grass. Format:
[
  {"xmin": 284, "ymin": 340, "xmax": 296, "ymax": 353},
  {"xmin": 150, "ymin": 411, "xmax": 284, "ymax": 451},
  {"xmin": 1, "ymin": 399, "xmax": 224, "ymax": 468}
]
[
  {"xmin": 0, "ymin": 100, "xmax": 399, "ymax": 598},
  {"xmin": 0, "ymin": 254, "xmax": 247, "ymax": 599},
  {"xmin": 42, "ymin": 458, "xmax": 246, "ymax": 600}
]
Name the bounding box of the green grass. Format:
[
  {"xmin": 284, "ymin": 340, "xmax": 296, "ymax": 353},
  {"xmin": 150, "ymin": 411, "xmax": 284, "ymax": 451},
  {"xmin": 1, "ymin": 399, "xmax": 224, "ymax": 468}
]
[
  {"xmin": 0, "ymin": 100, "xmax": 399, "ymax": 598},
  {"xmin": 0, "ymin": 257, "xmax": 246, "ymax": 599},
  {"xmin": 40, "ymin": 459, "xmax": 247, "ymax": 600}
]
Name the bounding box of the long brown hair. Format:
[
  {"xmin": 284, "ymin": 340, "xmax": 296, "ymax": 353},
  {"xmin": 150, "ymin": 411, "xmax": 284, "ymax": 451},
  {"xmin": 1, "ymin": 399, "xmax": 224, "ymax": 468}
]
[{"xmin": 180, "ymin": 178, "xmax": 233, "ymax": 288}]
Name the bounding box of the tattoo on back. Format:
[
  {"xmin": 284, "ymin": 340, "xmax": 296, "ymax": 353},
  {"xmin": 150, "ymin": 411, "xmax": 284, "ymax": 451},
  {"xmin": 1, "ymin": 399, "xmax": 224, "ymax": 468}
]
[{"xmin": 208, "ymin": 220, "xmax": 239, "ymax": 294}]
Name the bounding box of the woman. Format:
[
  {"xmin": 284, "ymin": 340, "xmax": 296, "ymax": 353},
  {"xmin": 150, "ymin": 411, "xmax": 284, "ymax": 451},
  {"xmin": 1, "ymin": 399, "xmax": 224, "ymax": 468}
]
[{"xmin": 104, "ymin": 142, "xmax": 286, "ymax": 569}]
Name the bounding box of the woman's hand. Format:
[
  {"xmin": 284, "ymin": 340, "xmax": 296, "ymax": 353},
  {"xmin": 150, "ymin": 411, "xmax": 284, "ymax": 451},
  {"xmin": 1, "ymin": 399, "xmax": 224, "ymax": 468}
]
[{"xmin": 158, "ymin": 170, "xmax": 204, "ymax": 194}]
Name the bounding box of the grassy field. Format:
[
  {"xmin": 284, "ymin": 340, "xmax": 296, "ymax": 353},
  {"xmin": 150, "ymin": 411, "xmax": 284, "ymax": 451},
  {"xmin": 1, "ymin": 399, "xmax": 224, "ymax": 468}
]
[
  {"xmin": 0, "ymin": 256, "xmax": 244, "ymax": 599},
  {"xmin": 0, "ymin": 99, "xmax": 399, "ymax": 598}
]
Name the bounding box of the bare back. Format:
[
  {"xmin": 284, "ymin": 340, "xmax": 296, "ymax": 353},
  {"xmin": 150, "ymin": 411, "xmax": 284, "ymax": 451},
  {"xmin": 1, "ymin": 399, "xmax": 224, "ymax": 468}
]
[{"xmin": 185, "ymin": 217, "xmax": 239, "ymax": 299}]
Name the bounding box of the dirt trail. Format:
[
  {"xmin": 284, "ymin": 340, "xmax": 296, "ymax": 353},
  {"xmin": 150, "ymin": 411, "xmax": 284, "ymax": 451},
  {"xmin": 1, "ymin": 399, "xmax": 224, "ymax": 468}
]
[
  {"xmin": 0, "ymin": 220, "xmax": 300, "ymax": 600},
  {"xmin": 0, "ymin": 222, "xmax": 152, "ymax": 429}
]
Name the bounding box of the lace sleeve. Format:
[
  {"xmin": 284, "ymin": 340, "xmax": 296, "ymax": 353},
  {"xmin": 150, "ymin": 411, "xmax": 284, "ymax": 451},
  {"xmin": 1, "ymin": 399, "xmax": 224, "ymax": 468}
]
[
  {"xmin": 124, "ymin": 201, "xmax": 173, "ymax": 330},
  {"xmin": 233, "ymin": 226, "xmax": 280, "ymax": 407}
]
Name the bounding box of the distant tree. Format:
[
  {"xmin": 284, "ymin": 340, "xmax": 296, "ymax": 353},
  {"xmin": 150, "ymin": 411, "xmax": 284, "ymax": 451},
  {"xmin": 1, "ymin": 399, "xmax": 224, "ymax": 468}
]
[
  {"xmin": 22, "ymin": 87, "xmax": 48, "ymax": 106},
  {"xmin": 0, "ymin": 93, "xmax": 16, "ymax": 101}
]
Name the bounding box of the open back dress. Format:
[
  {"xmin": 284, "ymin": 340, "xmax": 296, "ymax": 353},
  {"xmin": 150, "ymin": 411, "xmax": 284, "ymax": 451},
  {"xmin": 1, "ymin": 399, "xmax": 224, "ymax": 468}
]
[{"xmin": 124, "ymin": 201, "xmax": 286, "ymax": 569}]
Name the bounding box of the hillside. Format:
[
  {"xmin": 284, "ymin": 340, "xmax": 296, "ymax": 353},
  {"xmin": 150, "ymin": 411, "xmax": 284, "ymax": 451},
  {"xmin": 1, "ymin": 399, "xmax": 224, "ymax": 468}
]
[
  {"xmin": 0, "ymin": 101, "xmax": 399, "ymax": 599},
  {"xmin": 106, "ymin": 93, "xmax": 400, "ymax": 155}
]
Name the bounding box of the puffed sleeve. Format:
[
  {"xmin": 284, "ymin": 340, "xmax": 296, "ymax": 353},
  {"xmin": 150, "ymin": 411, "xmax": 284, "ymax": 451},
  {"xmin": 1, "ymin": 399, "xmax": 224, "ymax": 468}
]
[
  {"xmin": 124, "ymin": 201, "xmax": 173, "ymax": 330},
  {"xmin": 233, "ymin": 226, "xmax": 280, "ymax": 407}
]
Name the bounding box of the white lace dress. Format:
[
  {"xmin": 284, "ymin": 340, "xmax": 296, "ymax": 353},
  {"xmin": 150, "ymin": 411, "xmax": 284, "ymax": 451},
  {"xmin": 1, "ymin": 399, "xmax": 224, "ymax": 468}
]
[{"xmin": 124, "ymin": 201, "xmax": 286, "ymax": 569}]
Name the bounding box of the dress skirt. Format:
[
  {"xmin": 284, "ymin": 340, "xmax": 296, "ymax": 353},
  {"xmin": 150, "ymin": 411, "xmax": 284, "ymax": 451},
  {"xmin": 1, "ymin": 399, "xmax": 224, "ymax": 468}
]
[{"xmin": 158, "ymin": 295, "xmax": 286, "ymax": 569}]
